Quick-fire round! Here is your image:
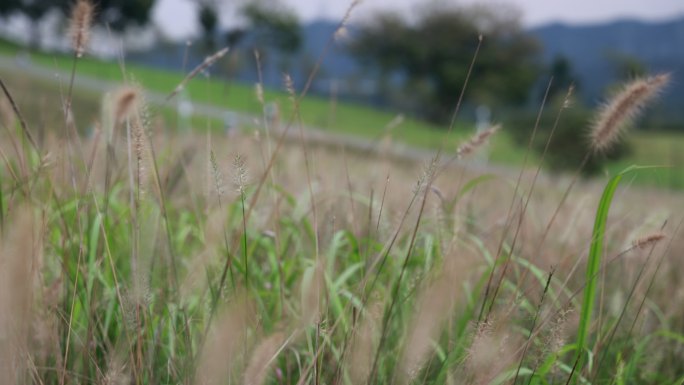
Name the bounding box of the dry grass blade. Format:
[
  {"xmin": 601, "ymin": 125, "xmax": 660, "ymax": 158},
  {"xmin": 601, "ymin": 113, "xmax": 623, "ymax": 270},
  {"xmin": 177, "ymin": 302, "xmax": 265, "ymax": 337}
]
[
  {"xmin": 166, "ymin": 47, "xmax": 229, "ymax": 102},
  {"xmin": 591, "ymin": 73, "xmax": 670, "ymax": 151},
  {"xmin": 0, "ymin": 78, "xmax": 38, "ymax": 152}
]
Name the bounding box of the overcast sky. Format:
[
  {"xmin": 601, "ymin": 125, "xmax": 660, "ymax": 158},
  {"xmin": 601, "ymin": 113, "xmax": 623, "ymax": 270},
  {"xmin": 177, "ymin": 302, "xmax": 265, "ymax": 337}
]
[{"xmin": 152, "ymin": 0, "xmax": 684, "ymax": 40}]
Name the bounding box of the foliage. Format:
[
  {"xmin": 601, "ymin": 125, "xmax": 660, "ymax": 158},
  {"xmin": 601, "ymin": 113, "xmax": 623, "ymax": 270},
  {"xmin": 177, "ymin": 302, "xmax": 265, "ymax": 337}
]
[
  {"xmin": 0, "ymin": 0, "xmax": 19, "ymax": 16},
  {"xmin": 198, "ymin": 1, "xmax": 219, "ymax": 49},
  {"xmin": 87, "ymin": 0, "xmax": 155, "ymax": 31},
  {"xmin": 241, "ymin": 1, "xmax": 302, "ymax": 56},
  {"xmin": 607, "ymin": 52, "xmax": 647, "ymax": 80},
  {"xmin": 508, "ymin": 97, "xmax": 631, "ymax": 175},
  {"xmin": 349, "ymin": 4, "xmax": 540, "ymax": 122},
  {"xmin": 0, "ymin": 0, "xmax": 154, "ymax": 31},
  {"xmin": 544, "ymin": 55, "xmax": 579, "ymax": 102}
]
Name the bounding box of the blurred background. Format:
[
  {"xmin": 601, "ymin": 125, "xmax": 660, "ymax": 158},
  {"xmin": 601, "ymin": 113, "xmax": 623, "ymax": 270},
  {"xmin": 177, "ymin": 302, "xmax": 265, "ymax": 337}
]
[{"xmin": 1, "ymin": 0, "xmax": 683, "ymax": 185}]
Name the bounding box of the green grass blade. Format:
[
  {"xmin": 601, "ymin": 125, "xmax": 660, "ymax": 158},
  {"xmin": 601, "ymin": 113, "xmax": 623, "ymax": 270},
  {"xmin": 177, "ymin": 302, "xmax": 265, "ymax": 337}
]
[{"xmin": 574, "ymin": 166, "xmax": 639, "ymax": 376}]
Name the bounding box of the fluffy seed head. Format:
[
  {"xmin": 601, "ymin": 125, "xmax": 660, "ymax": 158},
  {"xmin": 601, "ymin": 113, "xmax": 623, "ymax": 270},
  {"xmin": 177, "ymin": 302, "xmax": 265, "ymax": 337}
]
[
  {"xmin": 210, "ymin": 150, "xmax": 225, "ymax": 198},
  {"xmin": 347, "ymin": 300, "xmax": 383, "ymax": 385},
  {"xmin": 457, "ymin": 124, "xmax": 501, "ymax": 158},
  {"xmin": 233, "ymin": 154, "xmax": 249, "ymax": 195},
  {"xmin": 632, "ymin": 232, "xmax": 666, "ymax": 250},
  {"xmin": 112, "ymin": 86, "xmax": 142, "ymax": 124},
  {"xmin": 300, "ymin": 260, "xmax": 325, "ymax": 326},
  {"xmin": 399, "ymin": 257, "xmax": 462, "ymax": 384},
  {"xmin": 195, "ymin": 298, "xmax": 252, "ymax": 385},
  {"xmin": 0, "ymin": 207, "xmax": 40, "ymax": 382},
  {"xmin": 255, "ymin": 83, "xmax": 264, "ymax": 105},
  {"xmin": 131, "ymin": 112, "xmax": 151, "ymax": 194},
  {"xmin": 591, "ymin": 73, "xmax": 670, "ymax": 152},
  {"xmin": 243, "ymin": 332, "xmax": 286, "ymax": 385},
  {"xmin": 69, "ymin": 0, "xmax": 94, "ymax": 58},
  {"xmin": 334, "ymin": 0, "xmax": 362, "ymax": 41},
  {"xmin": 283, "ymin": 74, "xmax": 295, "ymax": 101},
  {"xmin": 167, "ymin": 47, "xmax": 229, "ymax": 101}
]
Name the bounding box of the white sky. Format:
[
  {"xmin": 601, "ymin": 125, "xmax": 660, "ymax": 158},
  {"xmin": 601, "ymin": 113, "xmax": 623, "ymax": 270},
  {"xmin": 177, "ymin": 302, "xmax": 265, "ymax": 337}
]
[{"xmin": 152, "ymin": 0, "xmax": 684, "ymax": 40}]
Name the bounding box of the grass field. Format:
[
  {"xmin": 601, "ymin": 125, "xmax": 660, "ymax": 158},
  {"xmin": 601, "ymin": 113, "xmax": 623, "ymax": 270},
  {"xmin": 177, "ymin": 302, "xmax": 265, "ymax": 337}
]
[
  {"xmin": 0, "ymin": 39, "xmax": 478, "ymax": 151},
  {"xmin": 1, "ymin": 23, "xmax": 684, "ymax": 385},
  {"xmin": 3, "ymin": 37, "xmax": 683, "ymax": 190}
]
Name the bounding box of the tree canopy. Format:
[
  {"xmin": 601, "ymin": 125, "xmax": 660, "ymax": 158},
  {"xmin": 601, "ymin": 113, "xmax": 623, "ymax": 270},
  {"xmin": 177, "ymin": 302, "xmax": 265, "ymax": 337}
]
[
  {"xmin": 349, "ymin": 4, "xmax": 540, "ymax": 122},
  {"xmin": 1, "ymin": 0, "xmax": 155, "ymax": 31},
  {"xmin": 241, "ymin": 1, "xmax": 302, "ymax": 56},
  {"xmin": 90, "ymin": 0, "xmax": 155, "ymax": 31},
  {"xmin": 196, "ymin": 0, "xmax": 219, "ymax": 49}
]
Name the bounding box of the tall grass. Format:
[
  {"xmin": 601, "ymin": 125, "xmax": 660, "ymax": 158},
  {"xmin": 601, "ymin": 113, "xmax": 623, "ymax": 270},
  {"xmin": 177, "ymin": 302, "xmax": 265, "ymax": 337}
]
[{"xmin": 0, "ymin": 2, "xmax": 683, "ymax": 384}]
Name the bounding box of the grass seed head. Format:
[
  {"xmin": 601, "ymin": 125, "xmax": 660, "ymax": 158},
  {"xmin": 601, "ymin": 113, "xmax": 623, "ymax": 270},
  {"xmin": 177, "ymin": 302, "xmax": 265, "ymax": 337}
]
[
  {"xmin": 196, "ymin": 298, "xmax": 252, "ymax": 385},
  {"xmin": 243, "ymin": 332, "xmax": 286, "ymax": 385},
  {"xmin": 457, "ymin": 124, "xmax": 501, "ymax": 158},
  {"xmin": 632, "ymin": 231, "xmax": 666, "ymax": 250},
  {"xmin": 112, "ymin": 86, "xmax": 142, "ymax": 124},
  {"xmin": 283, "ymin": 73, "xmax": 295, "ymax": 102},
  {"xmin": 0, "ymin": 207, "xmax": 40, "ymax": 382},
  {"xmin": 347, "ymin": 300, "xmax": 383, "ymax": 385},
  {"xmin": 300, "ymin": 260, "xmax": 325, "ymax": 327},
  {"xmin": 69, "ymin": 0, "xmax": 94, "ymax": 58},
  {"xmin": 233, "ymin": 154, "xmax": 249, "ymax": 195},
  {"xmin": 210, "ymin": 150, "xmax": 225, "ymax": 198},
  {"xmin": 255, "ymin": 83, "xmax": 265, "ymax": 105},
  {"xmin": 399, "ymin": 257, "xmax": 462, "ymax": 384},
  {"xmin": 591, "ymin": 73, "xmax": 670, "ymax": 152}
]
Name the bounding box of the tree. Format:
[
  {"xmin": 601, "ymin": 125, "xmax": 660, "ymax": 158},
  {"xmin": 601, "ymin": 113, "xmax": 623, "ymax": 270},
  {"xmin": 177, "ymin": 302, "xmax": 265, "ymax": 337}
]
[
  {"xmin": 90, "ymin": 0, "xmax": 155, "ymax": 32},
  {"xmin": 0, "ymin": 0, "xmax": 21, "ymax": 16},
  {"xmin": 513, "ymin": 99, "xmax": 631, "ymax": 175},
  {"xmin": 0, "ymin": 0, "xmax": 20, "ymax": 16},
  {"xmin": 10, "ymin": 0, "xmax": 155, "ymax": 32},
  {"xmin": 349, "ymin": 4, "xmax": 540, "ymax": 122},
  {"xmin": 197, "ymin": 0, "xmax": 219, "ymax": 49},
  {"xmin": 241, "ymin": 1, "xmax": 302, "ymax": 71},
  {"xmin": 5, "ymin": 0, "xmax": 58, "ymax": 48},
  {"xmin": 607, "ymin": 52, "xmax": 647, "ymax": 80},
  {"xmin": 5, "ymin": 0, "xmax": 155, "ymax": 49},
  {"xmin": 545, "ymin": 55, "xmax": 579, "ymax": 102},
  {"xmin": 509, "ymin": 54, "xmax": 632, "ymax": 175}
]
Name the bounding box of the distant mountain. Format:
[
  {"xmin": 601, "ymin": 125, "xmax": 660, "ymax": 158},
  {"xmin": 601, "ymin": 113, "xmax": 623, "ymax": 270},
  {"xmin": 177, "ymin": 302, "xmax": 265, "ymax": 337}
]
[
  {"xmin": 299, "ymin": 17, "xmax": 684, "ymax": 120},
  {"xmin": 530, "ymin": 17, "xmax": 684, "ymax": 120},
  {"xmin": 127, "ymin": 16, "xmax": 684, "ymax": 121},
  {"xmin": 127, "ymin": 20, "xmax": 359, "ymax": 93}
]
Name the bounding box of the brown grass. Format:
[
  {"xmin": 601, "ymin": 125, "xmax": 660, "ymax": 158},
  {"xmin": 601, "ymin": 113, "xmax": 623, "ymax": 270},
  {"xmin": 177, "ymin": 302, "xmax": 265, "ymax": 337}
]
[
  {"xmin": 0, "ymin": 208, "xmax": 41, "ymax": 384},
  {"xmin": 243, "ymin": 332, "xmax": 287, "ymax": 385}
]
